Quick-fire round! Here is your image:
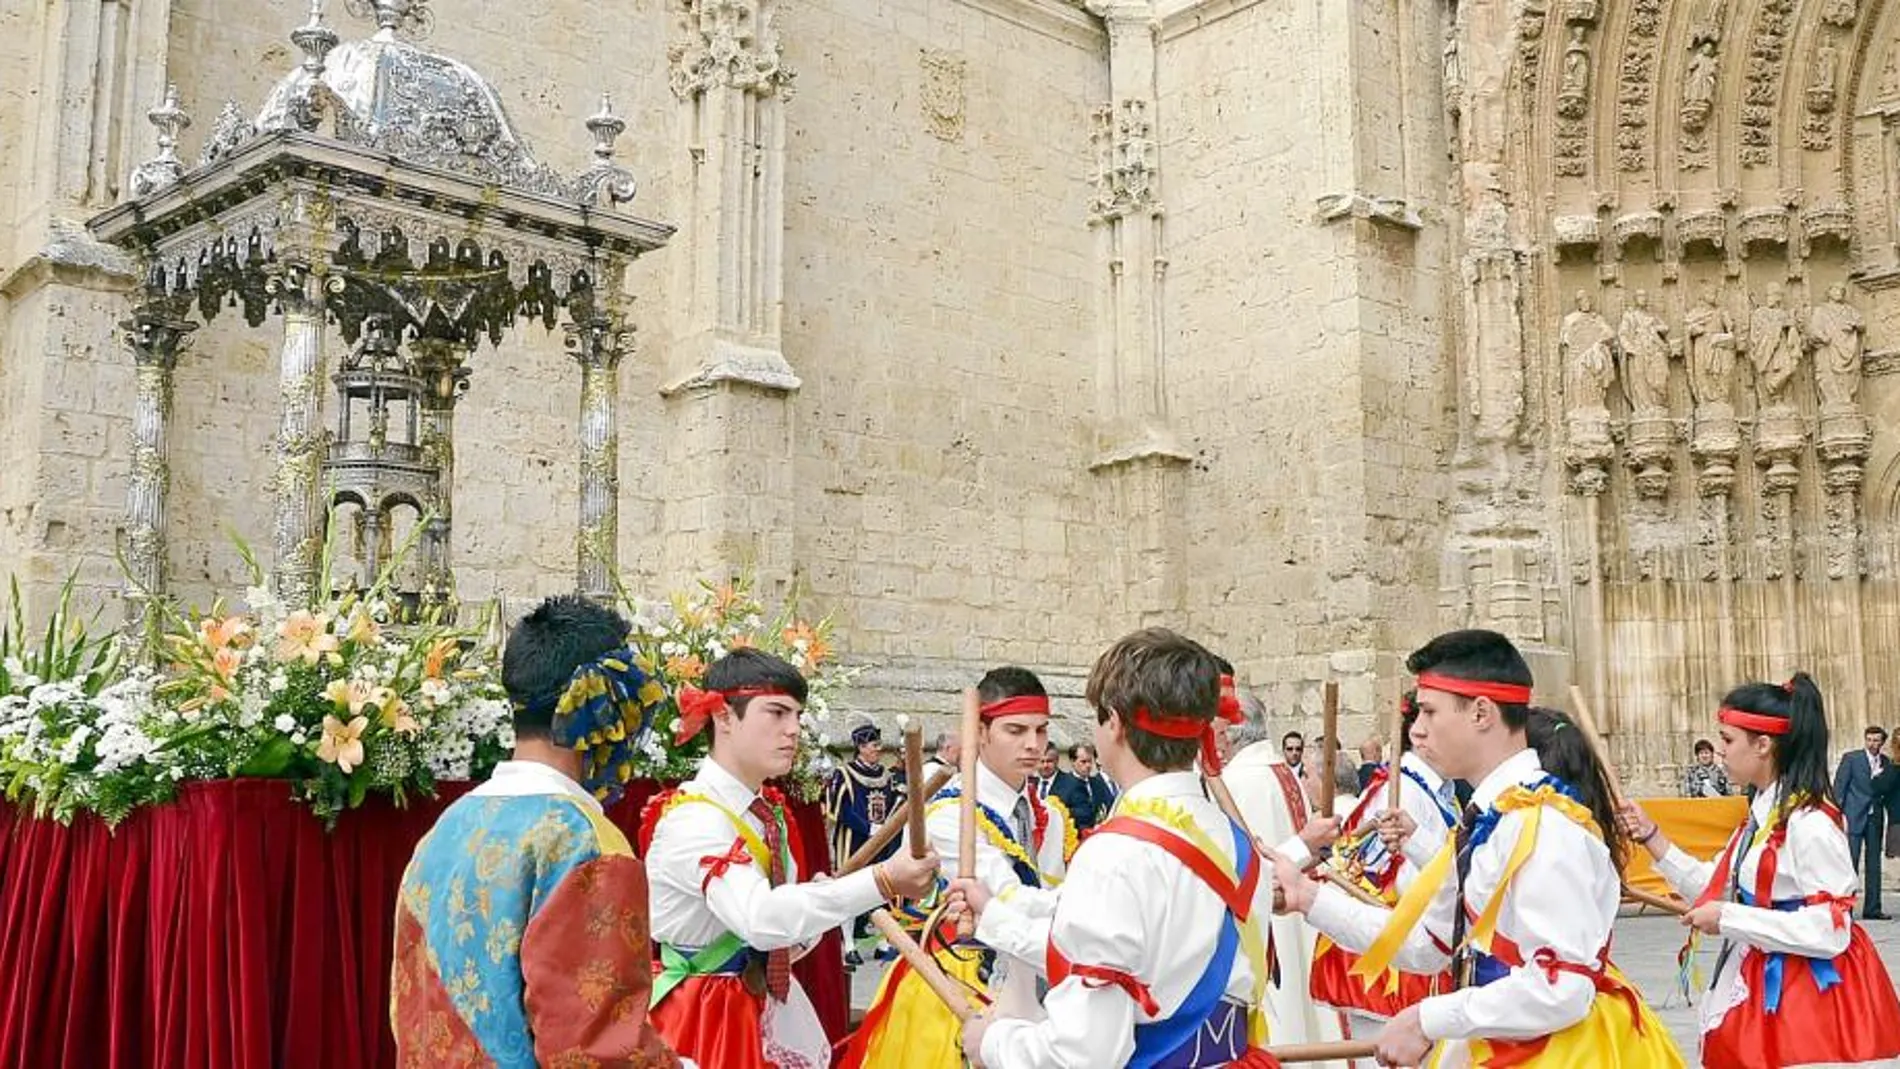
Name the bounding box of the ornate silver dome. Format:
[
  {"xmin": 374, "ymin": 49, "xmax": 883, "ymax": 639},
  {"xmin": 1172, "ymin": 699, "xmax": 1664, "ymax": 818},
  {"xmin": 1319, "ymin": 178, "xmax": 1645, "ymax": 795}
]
[{"xmin": 254, "ymin": 0, "xmax": 570, "ymax": 197}]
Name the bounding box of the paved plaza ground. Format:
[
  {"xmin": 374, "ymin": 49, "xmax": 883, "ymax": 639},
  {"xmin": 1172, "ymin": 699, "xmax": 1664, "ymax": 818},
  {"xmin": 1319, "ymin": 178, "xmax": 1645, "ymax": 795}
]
[{"xmin": 847, "ymin": 865, "xmax": 1900, "ymax": 1064}]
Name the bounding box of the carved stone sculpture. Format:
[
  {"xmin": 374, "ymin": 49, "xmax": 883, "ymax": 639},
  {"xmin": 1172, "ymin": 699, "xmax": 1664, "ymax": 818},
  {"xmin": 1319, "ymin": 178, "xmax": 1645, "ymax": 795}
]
[
  {"xmin": 1808, "ymin": 42, "xmax": 1839, "ymax": 114},
  {"xmin": 1557, "ymin": 27, "xmax": 1590, "ymax": 119},
  {"xmin": 1685, "ymin": 283, "xmax": 1735, "ymax": 409},
  {"xmin": 1617, "ymin": 290, "xmax": 1671, "ymax": 412},
  {"xmin": 1682, "ymin": 42, "xmax": 1718, "ymax": 133},
  {"xmin": 1563, "ymin": 291, "xmax": 1616, "ymax": 410},
  {"xmin": 1747, "ymin": 284, "xmax": 1803, "ymax": 407},
  {"xmin": 1809, "ymin": 283, "xmax": 1864, "ymax": 408}
]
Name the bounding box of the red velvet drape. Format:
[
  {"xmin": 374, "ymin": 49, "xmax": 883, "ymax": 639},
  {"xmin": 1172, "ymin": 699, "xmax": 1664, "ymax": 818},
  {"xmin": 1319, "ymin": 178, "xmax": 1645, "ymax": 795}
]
[{"xmin": 0, "ymin": 778, "xmax": 847, "ymax": 1069}]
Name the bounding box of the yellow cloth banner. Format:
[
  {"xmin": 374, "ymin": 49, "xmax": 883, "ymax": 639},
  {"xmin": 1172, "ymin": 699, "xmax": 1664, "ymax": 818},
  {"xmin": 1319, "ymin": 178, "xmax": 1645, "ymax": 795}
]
[{"xmin": 1623, "ymin": 796, "xmax": 1749, "ymax": 899}]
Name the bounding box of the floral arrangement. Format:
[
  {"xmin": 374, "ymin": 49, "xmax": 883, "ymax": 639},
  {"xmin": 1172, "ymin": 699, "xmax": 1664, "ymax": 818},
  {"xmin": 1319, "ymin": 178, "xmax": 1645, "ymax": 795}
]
[
  {"xmin": 0, "ymin": 561, "xmax": 862, "ymax": 823},
  {"xmin": 617, "ymin": 577, "xmax": 859, "ymax": 802},
  {"xmin": 0, "ymin": 540, "xmax": 514, "ymax": 825}
]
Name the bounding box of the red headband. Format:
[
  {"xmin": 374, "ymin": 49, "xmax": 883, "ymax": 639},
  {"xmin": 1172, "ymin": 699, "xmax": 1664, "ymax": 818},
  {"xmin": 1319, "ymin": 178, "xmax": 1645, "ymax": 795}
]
[
  {"xmin": 674, "ymin": 686, "xmax": 796, "ymax": 744},
  {"xmin": 1718, "ymin": 706, "xmax": 1791, "ymax": 736},
  {"xmin": 1415, "ymin": 672, "xmax": 1532, "ymax": 706},
  {"xmin": 1217, "ymin": 674, "xmax": 1243, "ymax": 725},
  {"xmin": 980, "ymin": 694, "xmax": 1051, "ymax": 721},
  {"xmin": 1129, "ymin": 707, "xmax": 1227, "ymax": 774}
]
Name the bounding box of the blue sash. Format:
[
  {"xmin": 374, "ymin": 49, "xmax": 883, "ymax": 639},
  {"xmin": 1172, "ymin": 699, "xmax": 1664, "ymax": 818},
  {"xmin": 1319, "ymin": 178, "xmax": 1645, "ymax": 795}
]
[
  {"xmin": 1128, "ymin": 822, "xmax": 1253, "ymax": 1069},
  {"xmin": 1736, "ymin": 889, "xmax": 1845, "ymax": 1012}
]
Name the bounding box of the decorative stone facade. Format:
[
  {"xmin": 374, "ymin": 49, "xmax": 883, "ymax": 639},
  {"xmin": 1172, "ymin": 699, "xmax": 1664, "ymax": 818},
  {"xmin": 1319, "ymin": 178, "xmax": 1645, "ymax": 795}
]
[{"xmin": 12, "ymin": 0, "xmax": 1900, "ymax": 785}]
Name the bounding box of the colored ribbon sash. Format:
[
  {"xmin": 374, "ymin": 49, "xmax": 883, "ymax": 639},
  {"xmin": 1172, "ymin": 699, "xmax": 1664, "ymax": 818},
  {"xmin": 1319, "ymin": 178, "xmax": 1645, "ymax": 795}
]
[
  {"xmin": 1734, "ymin": 890, "xmax": 1846, "ymax": 1013},
  {"xmin": 651, "ymin": 932, "xmax": 749, "ymax": 1009}
]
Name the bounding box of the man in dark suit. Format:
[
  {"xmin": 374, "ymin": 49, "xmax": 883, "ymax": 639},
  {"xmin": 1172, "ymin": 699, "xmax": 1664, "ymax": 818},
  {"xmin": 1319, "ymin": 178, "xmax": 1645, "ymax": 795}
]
[
  {"xmin": 1833, "ymin": 725, "xmax": 1893, "ymax": 919},
  {"xmin": 1050, "ymin": 743, "xmax": 1117, "ymax": 833}
]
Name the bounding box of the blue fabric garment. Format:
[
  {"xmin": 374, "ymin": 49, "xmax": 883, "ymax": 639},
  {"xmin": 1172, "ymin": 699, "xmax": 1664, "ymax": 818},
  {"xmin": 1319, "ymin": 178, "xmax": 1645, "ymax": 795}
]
[{"xmin": 1734, "ymin": 889, "xmax": 1845, "ymax": 1013}]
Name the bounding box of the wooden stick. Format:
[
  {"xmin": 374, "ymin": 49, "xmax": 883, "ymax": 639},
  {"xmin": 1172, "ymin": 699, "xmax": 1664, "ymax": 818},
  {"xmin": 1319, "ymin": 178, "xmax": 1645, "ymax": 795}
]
[
  {"xmin": 956, "ymin": 687, "xmax": 982, "ymax": 938},
  {"xmin": 1317, "ymin": 863, "xmax": 1389, "ymax": 908},
  {"xmin": 1269, "ymin": 1040, "xmax": 1382, "ymax": 1064},
  {"xmin": 1385, "ymin": 694, "xmax": 1406, "ymax": 811},
  {"xmin": 869, "ymin": 909, "xmax": 978, "ymax": 1021},
  {"xmin": 1318, "ymin": 681, "xmax": 1340, "ymax": 817},
  {"xmin": 903, "ymin": 721, "xmax": 929, "ymax": 859},
  {"xmin": 1567, "ymin": 684, "xmax": 1628, "ymax": 808},
  {"xmin": 1622, "ymin": 885, "xmax": 1690, "ymax": 916},
  {"xmin": 836, "ymin": 769, "xmax": 953, "ymax": 877}
]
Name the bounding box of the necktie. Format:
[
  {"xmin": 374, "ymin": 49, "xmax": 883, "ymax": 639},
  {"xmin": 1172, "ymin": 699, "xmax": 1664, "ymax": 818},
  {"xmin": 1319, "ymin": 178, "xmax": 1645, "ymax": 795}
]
[
  {"xmin": 1012, "ymin": 795, "xmax": 1034, "ymax": 846},
  {"xmin": 1450, "ymin": 802, "xmax": 1480, "ymax": 989},
  {"xmin": 746, "ymin": 795, "xmax": 793, "ymax": 1001}
]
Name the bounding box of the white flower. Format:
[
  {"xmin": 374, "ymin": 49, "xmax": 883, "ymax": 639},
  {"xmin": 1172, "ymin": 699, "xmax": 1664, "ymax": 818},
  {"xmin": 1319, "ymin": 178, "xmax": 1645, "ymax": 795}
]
[
  {"xmin": 268, "ymin": 673, "xmax": 288, "ymax": 693},
  {"xmin": 274, "ymin": 714, "xmax": 297, "ymax": 733},
  {"xmin": 290, "ymin": 730, "xmax": 308, "ymax": 746}
]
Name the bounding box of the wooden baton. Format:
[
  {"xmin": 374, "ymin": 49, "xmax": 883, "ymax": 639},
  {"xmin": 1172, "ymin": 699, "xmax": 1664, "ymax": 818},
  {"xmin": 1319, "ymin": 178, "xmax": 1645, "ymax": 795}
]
[
  {"xmin": 1270, "ymin": 1040, "xmax": 1382, "ymax": 1064},
  {"xmin": 1622, "ymin": 885, "xmax": 1690, "ymax": 916},
  {"xmin": 903, "ymin": 721, "xmax": 929, "ymax": 858},
  {"xmin": 956, "ymin": 687, "xmax": 982, "ymax": 938},
  {"xmin": 1318, "ymin": 681, "xmax": 1340, "ymax": 818},
  {"xmin": 870, "ymin": 909, "xmax": 978, "ymax": 1021}
]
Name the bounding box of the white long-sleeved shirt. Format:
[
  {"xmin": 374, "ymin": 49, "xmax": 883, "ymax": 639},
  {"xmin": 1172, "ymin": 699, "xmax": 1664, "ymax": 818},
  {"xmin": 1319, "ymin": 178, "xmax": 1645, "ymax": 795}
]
[
  {"xmin": 911, "ymin": 759, "xmax": 1069, "ymax": 1016},
  {"xmin": 645, "ymin": 758, "xmax": 886, "ymax": 1064},
  {"xmin": 979, "ymin": 771, "xmax": 1269, "ymax": 1068},
  {"xmin": 1307, "ymin": 748, "xmax": 1616, "ymax": 1049},
  {"xmin": 1653, "ymin": 781, "xmax": 1859, "ymax": 1032}
]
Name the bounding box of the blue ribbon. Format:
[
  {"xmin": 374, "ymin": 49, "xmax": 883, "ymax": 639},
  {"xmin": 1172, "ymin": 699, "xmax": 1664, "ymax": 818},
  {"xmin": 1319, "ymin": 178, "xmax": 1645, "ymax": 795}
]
[
  {"xmin": 931, "ymin": 788, "xmax": 1041, "ymax": 888},
  {"xmin": 1736, "ymin": 890, "xmax": 1844, "ymax": 1013}
]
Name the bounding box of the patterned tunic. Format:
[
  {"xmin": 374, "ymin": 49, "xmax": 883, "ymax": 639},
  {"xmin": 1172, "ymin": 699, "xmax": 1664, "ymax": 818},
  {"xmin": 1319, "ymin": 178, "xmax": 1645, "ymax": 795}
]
[{"xmin": 391, "ymin": 761, "xmax": 678, "ymax": 1068}]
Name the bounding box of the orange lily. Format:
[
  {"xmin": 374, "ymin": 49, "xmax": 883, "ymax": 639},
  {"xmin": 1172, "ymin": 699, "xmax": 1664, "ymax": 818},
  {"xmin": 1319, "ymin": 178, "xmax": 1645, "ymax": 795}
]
[
  {"xmin": 316, "ymin": 714, "xmax": 369, "ymax": 773},
  {"xmin": 664, "ymin": 652, "xmax": 707, "ymax": 683},
  {"xmin": 275, "ymin": 611, "xmax": 340, "ymax": 665}
]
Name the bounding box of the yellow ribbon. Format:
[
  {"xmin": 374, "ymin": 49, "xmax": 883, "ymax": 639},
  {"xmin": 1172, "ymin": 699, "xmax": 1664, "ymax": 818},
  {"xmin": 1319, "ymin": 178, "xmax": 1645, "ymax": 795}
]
[
  {"xmin": 654, "ymin": 792, "xmax": 771, "ymax": 870},
  {"xmin": 1351, "ymin": 835, "xmax": 1456, "ymax": 992}
]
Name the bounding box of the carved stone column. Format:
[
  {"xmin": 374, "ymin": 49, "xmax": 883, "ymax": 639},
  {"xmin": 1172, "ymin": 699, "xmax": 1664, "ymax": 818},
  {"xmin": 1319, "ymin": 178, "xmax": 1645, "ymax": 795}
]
[
  {"xmin": 119, "ymin": 303, "xmax": 198, "ymax": 641},
  {"xmin": 662, "ymin": 0, "xmax": 801, "ymax": 586},
  {"xmin": 268, "ymin": 259, "xmax": 332, "ymax": 606},
  {"xmin": 1087, "ymin": 0, "xmax": 1190, "ymax": 623},
  {"xmin": 567, "ymin": 311, "xmax": 632, "ymax": 598},
  {"xmin": 411, "ymin": 337, "xmax": 469, "ymax": 607}
]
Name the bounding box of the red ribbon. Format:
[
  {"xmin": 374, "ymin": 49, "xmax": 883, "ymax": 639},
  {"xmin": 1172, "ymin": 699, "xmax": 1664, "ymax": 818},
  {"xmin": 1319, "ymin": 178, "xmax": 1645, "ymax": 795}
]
[
  {"xmin": 1414, "ymin": 672, "xmax": 1532, "ymax": 705},
  {"xmin": 673, "ymin": 685, "xmax": 794, "ymax": 744},
  {"xmin": 697, "ymin": 839, "xmax": 756, "ymax": 893},
  {"xmin": 1806, "ymin": 891, "xmax": 1857, "ymax": 930},
  {"xmin": 979, "ymin": 694, "xmax": 1051, "ymax": 720},
  {"xmin": 1129, "ymin": 707, "xmax": 1224, "ymax": 774},
  {"xmin": 1068, "ymin": 963, "xmax": 1161, "ymax": 1017},
  {"xmin": 1718, "ymin": 706, "xmax": 1791, "ymax": 736},
  {"xmin": 1217, "ymin": 674, "xmax": 1243, "ymax": 724}
]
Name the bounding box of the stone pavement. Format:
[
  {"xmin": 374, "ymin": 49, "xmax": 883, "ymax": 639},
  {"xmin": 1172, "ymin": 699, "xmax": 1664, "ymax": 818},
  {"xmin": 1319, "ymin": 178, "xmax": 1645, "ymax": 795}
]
[{"xmin": 846, "ymin": 873, "xmax": 1900, "ymax": 1063}]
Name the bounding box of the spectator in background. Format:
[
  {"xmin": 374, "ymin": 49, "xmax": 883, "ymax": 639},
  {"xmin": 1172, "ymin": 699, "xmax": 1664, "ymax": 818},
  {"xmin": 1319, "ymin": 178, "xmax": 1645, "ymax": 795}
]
[
  {"xmin": 1030, "ymin": 741, "xmax": 1060, "ymax": 799},
  {"xmin": 1282, "ymin": 730, "xmax": 1306, "ymax": 780},
  {"xmin": 1356, "ymin": 735, "xmax": 1384, "ymax": 793},
  {"xmin": 921, "ymin": 731, "xmax": 960, "ymax": 786},
  {"xmin": 1834, "ymin": 725, "xmax": 1893, "ymax": 919},
  {"xmin": 1050, "ymin": 743, "xmax": 1116, "ymax": 832},
  {"xmin": 1680, "ymin": 737, "xmax": 1732, "ymax": 798}
]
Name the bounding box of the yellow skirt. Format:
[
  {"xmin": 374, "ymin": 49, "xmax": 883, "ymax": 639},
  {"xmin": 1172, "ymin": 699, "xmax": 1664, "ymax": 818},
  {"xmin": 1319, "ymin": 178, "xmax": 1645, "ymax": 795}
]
[
  {"xmin": 847, "ymin": 945, "xmax": 989, "ymax": 1069},
  {"xmin": 1433, "ymin": 967, "xmax": 1685, "ymax": 1069}
]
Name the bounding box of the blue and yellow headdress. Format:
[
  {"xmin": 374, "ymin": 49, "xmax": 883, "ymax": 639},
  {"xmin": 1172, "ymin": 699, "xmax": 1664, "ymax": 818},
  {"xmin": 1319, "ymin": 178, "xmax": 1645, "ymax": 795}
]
[{"xmin": 540, "ymin": 647, "xmax": 668, "ymax": 804}]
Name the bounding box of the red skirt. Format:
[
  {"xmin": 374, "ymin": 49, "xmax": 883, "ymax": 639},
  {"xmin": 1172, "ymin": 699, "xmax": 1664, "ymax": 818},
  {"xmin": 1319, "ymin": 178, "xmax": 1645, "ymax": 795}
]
[
  {"xmin": 1703, "ymin": 926, "xmax": 1900, "ymax": 1069},
  {"xmin": 651, "ymin": 973, "xmax": 774, "ymax": 1069},
  {"xmin": 1310, "ymin": 936, "xmax": 1448, "ymax": 1018}
]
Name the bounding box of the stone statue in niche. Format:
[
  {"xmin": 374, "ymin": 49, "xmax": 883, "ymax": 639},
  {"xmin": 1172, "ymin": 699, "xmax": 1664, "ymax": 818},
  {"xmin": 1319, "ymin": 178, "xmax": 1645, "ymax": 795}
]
[
  {"xmin": 1683, "ymin": 41, "xmax": 1718, "ymax": 132},
  {"xmin": 1617, "ymin": 289, "xmax": 1673, "ymax": 412},
  {"xmin": 1747, "ymin": 283, "xmax": 1803, "ymax": 407},
  {"xmin": 1808, "ymin": 41, "xmax": 1840, "ymax": 114},
  {"xmin": 1558, "ymin": 27, "xmax": 1591, "ymax": 118},
  {"xmin": 1685, "ymin": 282, "xmax": 1736, "ymax": 408},
  {"xmin": 1563, "ymin": 290, "xmax": 1617, "ymax": 410},
  {"xmin": 1809, "ymin": 283, "xmax": 1865, "ymax": 407}
]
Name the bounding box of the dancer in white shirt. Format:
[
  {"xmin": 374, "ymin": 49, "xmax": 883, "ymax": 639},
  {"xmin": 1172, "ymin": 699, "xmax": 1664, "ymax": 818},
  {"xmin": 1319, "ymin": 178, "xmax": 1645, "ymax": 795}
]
[
  {"xmin": 642, "ymin": 648, "xmax": 940, "ymax": 1069},
  {"xmin": 954, "ymin": 628, "xmax": 1280, "ymax": 1068},
  {"xmin": 1271, "ymin": 629, "xmax": 1683, "ymax": 1068}
]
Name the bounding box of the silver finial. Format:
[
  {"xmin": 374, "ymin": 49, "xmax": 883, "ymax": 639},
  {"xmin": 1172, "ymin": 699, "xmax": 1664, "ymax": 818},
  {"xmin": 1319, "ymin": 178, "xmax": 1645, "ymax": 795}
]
[
  {"xmin": 574, "ymin": 93, "xmax": 637, "ymax": 208},
  {"xmin": 130, "ymin": 84, "xmax": 191, "ymax": 197},
  {"xmin": 586, "ymin": 94, "xmax": 627, "ymax": 162},
  {"xmin": 344, "ymin": 0, "xmax": 433, "ymax": 39},
  {"xmin": 290, "ymin": 0, "xmax": 338, "ymax": 76}
]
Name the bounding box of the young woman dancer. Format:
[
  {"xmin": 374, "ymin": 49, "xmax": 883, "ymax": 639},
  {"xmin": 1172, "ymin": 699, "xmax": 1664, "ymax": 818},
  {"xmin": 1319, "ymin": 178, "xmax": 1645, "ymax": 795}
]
[{"xmin": 1620, "ymin": 674, "xmax": 1900, "ymax": 1069}]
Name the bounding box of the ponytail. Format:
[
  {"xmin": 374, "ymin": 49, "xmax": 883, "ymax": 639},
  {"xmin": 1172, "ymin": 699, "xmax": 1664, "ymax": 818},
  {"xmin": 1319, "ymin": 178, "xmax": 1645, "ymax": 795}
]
[
  {"xmin": 1526, "ymin": 706, "xmax": 1627, "ymax": 878},
  {"xmin": 1719, "ymin": 671, "xmax": 1833, "ymax": 826},
  {"xmin": 1398, "ymin": 690, "xmax": 1417, "ymax": 757}
]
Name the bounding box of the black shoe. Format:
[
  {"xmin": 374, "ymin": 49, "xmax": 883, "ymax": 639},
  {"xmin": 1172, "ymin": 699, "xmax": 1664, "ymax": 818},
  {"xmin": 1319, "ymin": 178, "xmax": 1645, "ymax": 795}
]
[
  {"xmin": 846, "ymin": 950, "xmax": 865, "ymax": 966},
  {"xmin": 1865, "ymin": 911, "xmax": 1891, "ymax": 920},
  {"xmin": 874, "ymin": 945, "xmax": 898, "ymax": 962}
]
